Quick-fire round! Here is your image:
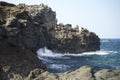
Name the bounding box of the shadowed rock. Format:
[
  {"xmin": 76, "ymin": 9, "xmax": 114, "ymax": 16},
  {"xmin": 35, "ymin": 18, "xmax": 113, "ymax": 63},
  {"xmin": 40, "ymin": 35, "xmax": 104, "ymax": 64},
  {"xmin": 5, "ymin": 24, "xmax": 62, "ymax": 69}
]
[
  {"xmin": 0, "ymin": 1, "xmax": 15, "ymax": 7},
  {"xmin": 0, "ymin": 1, "xmax": 100, "ymax": 54},
  {"xmin": 0, "ymin": 40, "xmax": 46, "ymax": 80}
]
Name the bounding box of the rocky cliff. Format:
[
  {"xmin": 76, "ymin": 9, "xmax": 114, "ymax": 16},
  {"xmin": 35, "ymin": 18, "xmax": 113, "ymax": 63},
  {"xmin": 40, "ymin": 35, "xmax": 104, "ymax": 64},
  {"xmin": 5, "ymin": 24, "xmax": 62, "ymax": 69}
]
[
  {"xmin": 0, "ymin": 1, "xmax": 100, "ymax": 54},
  {"xmin": 0, "ymin": 1, "xmax": 57, "ymax": 52},
  {"xmin": 0, "ymin": 2, "xmax": 120, "ymax": 80}
]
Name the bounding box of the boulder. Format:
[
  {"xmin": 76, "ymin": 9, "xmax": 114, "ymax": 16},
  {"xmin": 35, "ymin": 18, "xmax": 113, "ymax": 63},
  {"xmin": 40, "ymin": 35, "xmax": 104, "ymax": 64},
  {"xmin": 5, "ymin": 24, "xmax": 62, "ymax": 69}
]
[
  {"xmin": 59, "ymin": 65, "xmax": 95, "ymax": 80},
  {"xmin": 95, "ymin": 69, "xmax": 120, "ymax": 80},
  {"xmin": 27, "ymin": 71, "xmax": 59, "ymax": 80},
  {"xmin": 24, "ymin": 66, "xmax": 120, "ymax": 80},
  {"xmin": 26, "ymin": 66, "xmax": 120, "ymax": 80}
]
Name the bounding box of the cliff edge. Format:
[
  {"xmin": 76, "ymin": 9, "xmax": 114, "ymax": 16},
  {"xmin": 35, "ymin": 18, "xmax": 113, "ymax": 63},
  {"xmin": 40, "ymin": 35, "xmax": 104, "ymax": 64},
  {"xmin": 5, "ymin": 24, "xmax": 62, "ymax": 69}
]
[{"xmin": 0, "ymin": 1, "xmax": 100, "ymax": 54}]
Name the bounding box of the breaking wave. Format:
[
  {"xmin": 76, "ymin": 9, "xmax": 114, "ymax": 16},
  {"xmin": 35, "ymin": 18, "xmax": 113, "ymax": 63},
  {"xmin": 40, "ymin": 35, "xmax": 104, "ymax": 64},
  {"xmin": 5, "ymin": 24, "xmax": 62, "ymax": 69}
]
[
  {"xmin": 37, "ymin": 47, "xmax": 116, "ymax": 58},
  {"xmin": 37, "ymin": 47, "xmax": 63, "ymax": 58},
  {"xmin": 36, "ymin": 45, "xmax": 119, "ymax": 73},
  {"xmin": 36, "ymin": 39, "xmax": 120, "ymax": 73}
]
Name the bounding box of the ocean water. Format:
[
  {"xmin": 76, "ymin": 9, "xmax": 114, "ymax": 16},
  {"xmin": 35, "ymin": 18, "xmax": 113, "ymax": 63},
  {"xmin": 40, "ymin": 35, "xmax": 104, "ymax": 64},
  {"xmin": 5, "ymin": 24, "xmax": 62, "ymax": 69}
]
[{"xmin": 37, "ymin": 39, "xmax": 120, "ymax": 73}]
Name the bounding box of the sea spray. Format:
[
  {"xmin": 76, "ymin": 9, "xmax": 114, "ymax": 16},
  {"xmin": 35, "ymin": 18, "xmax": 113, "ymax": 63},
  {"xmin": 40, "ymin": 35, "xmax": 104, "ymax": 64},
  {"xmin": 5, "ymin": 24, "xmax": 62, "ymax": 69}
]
[
  {"xmin": 36, "ymin": 39, "xmax": 120, "ymax": 73},
  {"xmin": 37, "ymin": 47, "xmax": 110, "ymax": 58}
]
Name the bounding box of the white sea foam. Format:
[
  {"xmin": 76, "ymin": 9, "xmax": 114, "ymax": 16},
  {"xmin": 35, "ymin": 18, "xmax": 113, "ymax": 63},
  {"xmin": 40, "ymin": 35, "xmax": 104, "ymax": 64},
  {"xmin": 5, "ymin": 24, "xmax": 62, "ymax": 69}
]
[
  {"xmin": 100, "ymin": 39, "xmax": 110, "ymax": 42},
  {"xmin": 37, "ymin": 47, "xmax": 113, "ymax": 58},
  {"xmin": 107, "ymin": 51, "xmax": 118, "ymax": 54},
  {"xmin": 37, "ymin": 47, "xmax": 63, "ymax": 58},
  {"xmin": 63, "ymin": 51, "xmax": 110, "ymax": 56},
  {"xmin": 48, "ymin": 64, "xmax": 70, "ymax": 71},
  {"xmin": 37, "ymin": 57, "xmax": 54, "ymax": 63}
]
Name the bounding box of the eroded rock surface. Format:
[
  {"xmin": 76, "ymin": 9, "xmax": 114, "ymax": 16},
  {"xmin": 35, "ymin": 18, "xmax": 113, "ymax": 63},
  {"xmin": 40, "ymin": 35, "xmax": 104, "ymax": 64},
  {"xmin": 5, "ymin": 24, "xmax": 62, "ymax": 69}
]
[
  {"xmin": 0, "ymin": 40, "xmax": 46, "ymax": 80},
  {"xmin": 27, "ymin": 66, "xmax": 120, "ymax": 80},
  {"xmin": 0, "ymin": 1, "xmax": 100, "ymax": 54}
]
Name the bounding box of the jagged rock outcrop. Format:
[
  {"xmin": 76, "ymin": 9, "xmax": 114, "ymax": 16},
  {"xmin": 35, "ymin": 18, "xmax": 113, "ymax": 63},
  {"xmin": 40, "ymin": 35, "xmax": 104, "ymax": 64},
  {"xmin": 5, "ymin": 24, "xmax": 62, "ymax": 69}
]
[
  {"xmin": 0, "ymin": 1, "xmax": 100, "ymax": 54},
  {"xmin": 95, "ymin": 69, "xmax": 120, "ymax": 80},
  {"xmin": 2, "ymin": 65, "xmax": 119, "ymax": 80},
  {"xmin": 26, "ymin": 66, "xmax": 120, "ymax": 80},
  {"xmin": 0, "ymin": 40, "xmax": 46, "ymax": 80},
  {"xmin": 59, "ymin": 66, "xmax": 94, "ymax": 80},
  {"xmin": 0, "ymin": 1, "xmax": 57, "ymax": 52},
  {"xmin": 51, "ymin": 26, "xmax": 100, "ymax": 53}
]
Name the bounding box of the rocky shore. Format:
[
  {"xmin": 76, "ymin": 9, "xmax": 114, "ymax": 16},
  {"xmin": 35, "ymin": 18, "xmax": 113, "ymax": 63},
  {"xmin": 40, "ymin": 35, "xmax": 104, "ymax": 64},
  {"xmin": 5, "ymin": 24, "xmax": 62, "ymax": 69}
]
[
  {"xmin": 1, "ymin": 1, "xmax": 120, "ymax": 80},
  {"xmin": 0, "ymin": 41, "xmax": 120, "ymax": 80},
  {"xmin": 1, "ymin": 45, "xmax": 120, "ymax": 80}
]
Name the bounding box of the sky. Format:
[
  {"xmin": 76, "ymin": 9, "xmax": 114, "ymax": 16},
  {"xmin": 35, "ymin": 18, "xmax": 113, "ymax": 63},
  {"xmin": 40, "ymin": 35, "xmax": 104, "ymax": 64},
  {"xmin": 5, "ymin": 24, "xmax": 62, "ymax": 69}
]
[{"xmin": 1, "ymin": 0, "xmax": 120, "ymax": 38}]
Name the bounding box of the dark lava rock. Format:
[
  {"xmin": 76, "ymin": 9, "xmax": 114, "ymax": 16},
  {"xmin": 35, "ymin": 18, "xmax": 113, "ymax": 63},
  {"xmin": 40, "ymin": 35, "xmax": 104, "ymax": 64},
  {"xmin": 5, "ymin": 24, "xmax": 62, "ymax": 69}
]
[
  {"xmin": 0, "ymin": 1, "xmax": 16, "ymax": 7},
  {"xmin": 0, "ymin": 40, "xmax": 46, "ymax": 80},
  {"xmin": 50, "ymin": 26, "xmax": 100, "ymax": 53},
  {"xmin": 0, "ymin": 1, "xmax": 100, "ymax": 54}
]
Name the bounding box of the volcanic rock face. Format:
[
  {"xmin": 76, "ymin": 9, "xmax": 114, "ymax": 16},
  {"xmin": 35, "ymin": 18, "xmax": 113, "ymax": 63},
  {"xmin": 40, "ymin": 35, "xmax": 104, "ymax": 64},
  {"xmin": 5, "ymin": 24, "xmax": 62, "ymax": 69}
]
[
  {"xmin": 0, "ymin": 40, "xmax": 46, "ymax": 80},
  {"xmin": 0, "ymin": 1, "xmax": 100, "ymax": 54},
  {"xmin": 52, "ymin": 26, "xmax": 100, "ymax": 53},
  {"xmin": 0, "ymin": 1, "xmax": 57, "ymax": 52}
]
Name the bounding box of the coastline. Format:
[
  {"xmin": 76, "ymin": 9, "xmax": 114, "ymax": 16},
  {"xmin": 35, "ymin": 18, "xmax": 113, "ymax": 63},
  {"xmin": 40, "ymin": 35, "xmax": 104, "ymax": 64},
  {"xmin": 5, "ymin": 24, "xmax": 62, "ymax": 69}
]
[{"xmin": 0, "ymin": 1, "xmax": 120, "ymax": 80}]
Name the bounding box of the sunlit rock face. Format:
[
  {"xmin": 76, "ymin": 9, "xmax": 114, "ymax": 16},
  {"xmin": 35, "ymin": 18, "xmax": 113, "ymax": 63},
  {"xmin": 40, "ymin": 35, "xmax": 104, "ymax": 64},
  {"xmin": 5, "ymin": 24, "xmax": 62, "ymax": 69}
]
[
  {"xmin": 0, "ymin": 1, "xmax": 57, "ymax": 52},
  {"xmin": 0, "ymin": 1, "xmax": 100, "ymax": 54}
]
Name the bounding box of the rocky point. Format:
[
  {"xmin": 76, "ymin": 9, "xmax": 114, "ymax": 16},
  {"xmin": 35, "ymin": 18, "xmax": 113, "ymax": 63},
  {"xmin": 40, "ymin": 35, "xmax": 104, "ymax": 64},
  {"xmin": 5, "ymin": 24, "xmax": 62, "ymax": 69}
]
[
  {"xmin": 0, "ymin": 1, "xmax": 100, "ymax": 54},
  {"xmin": 2, "ymin": 1, "xmax": 118, "ymax": 80}
]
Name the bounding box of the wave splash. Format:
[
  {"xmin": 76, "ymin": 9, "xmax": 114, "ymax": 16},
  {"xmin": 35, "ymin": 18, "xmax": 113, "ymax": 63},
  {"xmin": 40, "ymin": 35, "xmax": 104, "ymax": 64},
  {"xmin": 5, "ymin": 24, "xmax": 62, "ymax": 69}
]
[
  {"xmin": 37, "ymin": 47, "xmax": 114, "ymax": 58},
  {"xmin": 36, "ymin": 47, "xmax": 119, "ymax": 73},
  {"xmin": 37, "ymin": 47, "xmax": 63, "ymax": 58}
]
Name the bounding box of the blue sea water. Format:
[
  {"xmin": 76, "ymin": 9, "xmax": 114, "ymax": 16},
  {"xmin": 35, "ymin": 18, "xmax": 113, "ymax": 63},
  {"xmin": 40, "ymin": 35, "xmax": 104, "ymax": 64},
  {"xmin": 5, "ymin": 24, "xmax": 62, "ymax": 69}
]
[{"xmin": 37, "ymin": 39, "xmax": 120, "ymax": 73}]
